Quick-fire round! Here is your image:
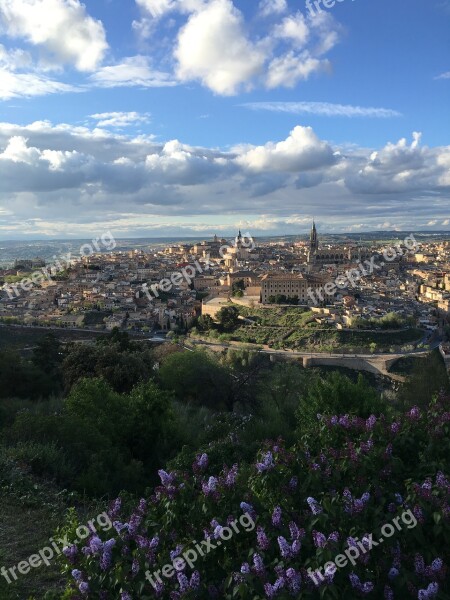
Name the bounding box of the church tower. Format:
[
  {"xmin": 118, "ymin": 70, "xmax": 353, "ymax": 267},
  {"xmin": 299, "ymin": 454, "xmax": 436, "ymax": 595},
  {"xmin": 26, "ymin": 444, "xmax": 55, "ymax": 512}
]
[{"xmin": 310, "ymin": 220, "xmax": 319, "ymax": 253}]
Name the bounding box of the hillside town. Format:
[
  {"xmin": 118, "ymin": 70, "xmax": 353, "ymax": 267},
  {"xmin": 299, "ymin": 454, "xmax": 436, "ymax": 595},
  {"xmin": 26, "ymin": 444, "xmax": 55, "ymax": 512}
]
[{"xmin": 1, "ymin": 226, "xmax": 450, "ymax": 338}]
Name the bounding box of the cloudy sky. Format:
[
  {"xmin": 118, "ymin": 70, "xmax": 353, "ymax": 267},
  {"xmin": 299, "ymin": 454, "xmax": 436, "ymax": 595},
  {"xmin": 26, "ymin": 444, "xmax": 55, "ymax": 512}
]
[{"xmin": 0, "ymin": 0, "xmax": 449, "ymax": 239}]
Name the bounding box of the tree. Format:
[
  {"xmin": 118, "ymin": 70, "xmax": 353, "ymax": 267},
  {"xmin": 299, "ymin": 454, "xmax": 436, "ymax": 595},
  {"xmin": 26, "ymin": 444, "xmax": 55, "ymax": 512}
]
[
  {"xmin": 158, "ymin": 350, "xmax": 234, "ymax": 410},
  {"xmin": 216, "ymin": 305, "xmax": 240, "ymax": 332},
  {"xmin": 196, "ymin": 315, "xmax": 215, "ymax": 332}
]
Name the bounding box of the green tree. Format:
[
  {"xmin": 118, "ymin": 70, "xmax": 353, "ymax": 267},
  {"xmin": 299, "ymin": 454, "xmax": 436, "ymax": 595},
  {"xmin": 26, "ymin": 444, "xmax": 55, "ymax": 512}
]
[
  {"xmin": 158, "ymin": 350, "xmax": 234, "ymax": 410},
  {"xmin": 216, "ymin": 305, "xmax": 240, "ymax": 332}
]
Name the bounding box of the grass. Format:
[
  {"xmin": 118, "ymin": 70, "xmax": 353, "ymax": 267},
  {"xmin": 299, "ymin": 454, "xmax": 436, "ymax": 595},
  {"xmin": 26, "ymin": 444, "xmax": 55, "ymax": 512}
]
[
  {"xmin": 0, "ymin": 500, "xmax": 64, "ymax": 599},
  {"xmin": 0, "ymin": 453, "xmax": 99, "ymax": 599}
]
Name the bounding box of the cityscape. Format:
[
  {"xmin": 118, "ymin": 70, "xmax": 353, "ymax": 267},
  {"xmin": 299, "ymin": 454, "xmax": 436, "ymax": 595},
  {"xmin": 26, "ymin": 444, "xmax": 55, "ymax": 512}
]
[{"xmin": 0, "ymin": 0, "xmax": 449, "ymax": 599}]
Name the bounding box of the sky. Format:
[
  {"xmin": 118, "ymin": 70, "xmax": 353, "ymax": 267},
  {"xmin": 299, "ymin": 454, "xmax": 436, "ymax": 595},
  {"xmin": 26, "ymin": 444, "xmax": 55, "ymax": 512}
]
[{"xmin": 0, "ymin": 0, "xmax": 449, "ymax": 240}]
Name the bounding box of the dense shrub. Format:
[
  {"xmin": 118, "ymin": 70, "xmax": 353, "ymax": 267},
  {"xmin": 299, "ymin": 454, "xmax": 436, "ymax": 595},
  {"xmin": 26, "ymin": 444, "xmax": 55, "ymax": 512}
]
[{"xmin": 59, "ymin": 394, "xmax": 449, "ymax": 599}]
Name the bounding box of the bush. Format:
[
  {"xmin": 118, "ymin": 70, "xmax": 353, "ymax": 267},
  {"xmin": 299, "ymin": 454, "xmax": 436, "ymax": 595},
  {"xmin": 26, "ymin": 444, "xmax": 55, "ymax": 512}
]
[{"xmin": 59, "ymin": 394, "xmax": 449, "ymax": 599}]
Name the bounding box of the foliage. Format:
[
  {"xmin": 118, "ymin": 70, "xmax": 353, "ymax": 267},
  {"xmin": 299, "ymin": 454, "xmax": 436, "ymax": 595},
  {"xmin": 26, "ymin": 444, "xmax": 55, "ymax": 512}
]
[
  {"xmin": 158, "ymin": 350, "xmax": 234, "ymax": 410},
  {"xmin": 59, "ymin": 394, "xmax": 450, "ymax": 599},
  {"xmin": 217, "ymin": 306, "xmax": 240, "ymax": 332}
]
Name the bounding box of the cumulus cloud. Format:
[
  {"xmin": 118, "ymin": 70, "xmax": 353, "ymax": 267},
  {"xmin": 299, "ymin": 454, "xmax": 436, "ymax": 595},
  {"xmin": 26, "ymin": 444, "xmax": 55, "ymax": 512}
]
[
  {"xmin": 136, "ymin": 0, "xmax": 342, "ymax": 95},
  {"xmin": 0, "ymin": 0, "xmax": 108, "ymax": 71},
  {"xmin": 236, "ymin": 125, "xmax": 337, "ymax": 172},
  {"xmin": 0, "ymin": 121, "xmax": 449, "ymax": 236},
  {"xmin": 175, "ymin": 0, "xmax": 266, "ymax": 95},
  {"xmin": 435, "ymin": 71, "xmax": 450, "ymax": 80}
]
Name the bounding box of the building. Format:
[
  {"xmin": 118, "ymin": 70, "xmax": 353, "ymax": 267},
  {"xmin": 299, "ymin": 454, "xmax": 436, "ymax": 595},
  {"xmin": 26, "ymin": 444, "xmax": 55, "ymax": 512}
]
[
  {"xmin": 307, "ymin": 222, "xmax": 371, "ymax": 268},
  {"xmin": 260, "ymin": 272, "xmax": 335, "ymax": 305}
]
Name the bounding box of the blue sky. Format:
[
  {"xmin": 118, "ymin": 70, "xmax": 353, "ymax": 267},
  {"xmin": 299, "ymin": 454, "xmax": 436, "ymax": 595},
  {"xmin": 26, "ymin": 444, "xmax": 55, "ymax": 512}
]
[{"xmin": 0, "ymin": 0, "xmax": 449, "ymax": 239}]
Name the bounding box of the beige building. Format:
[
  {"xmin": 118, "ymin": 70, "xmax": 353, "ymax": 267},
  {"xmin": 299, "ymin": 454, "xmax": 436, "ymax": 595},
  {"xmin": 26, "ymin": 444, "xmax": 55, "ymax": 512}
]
[{"xmin": 260, "ymin": 273, "xmax": 335, "ymax": 305}]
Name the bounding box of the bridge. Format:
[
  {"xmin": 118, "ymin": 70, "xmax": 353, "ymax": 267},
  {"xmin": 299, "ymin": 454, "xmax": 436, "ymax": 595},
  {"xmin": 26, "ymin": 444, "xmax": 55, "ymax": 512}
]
[{"xmin": 188, "ymin": 339, "xmax": 434, "ymax": 382}]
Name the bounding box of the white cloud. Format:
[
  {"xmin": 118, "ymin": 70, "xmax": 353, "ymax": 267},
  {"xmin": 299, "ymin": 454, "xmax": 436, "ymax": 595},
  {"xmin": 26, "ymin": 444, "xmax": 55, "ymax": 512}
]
[
  {"xmin": 273, "ymin": 12, "xmax": 309, "ymax": 45},
  {"xmin": 175, "ymin": 0, "xmax": 266, "ymax": 95},
  {"xmin": 0, "ymin": 67, "xmax": 78, "ymax": 100},
  {"xmin": 259, "ymin": 0, "xmax": 288, "ymax": 17},
  {"xmin": 90, "ymin": 112, "xmax": 151, "ymax": 128},
  {"xmin": 0, "ymin": 0, "xmax": 108, "ymax": 72},
  {"xmin": 435, "ymin": 71, "xmax": 450, "ymax": 79},
  {"xmin": 266, "ymin": 52, "xmax": 327, "ymax": 89},
  {"xmin": 236, "ymin": 125, "xmax": 337, "ymax": 172},
  {"xmin": 136, "ymin": 0, "xmax": 175, "ymax": 18},
  {"xmin": 0, "ymin": 121, "xmax": 449, "ymax": 236},
  {"xmin": 134, "ymin": 0, "xmax": 342, "ymax": 95},
  {"xmin": 241, "ymin": 101, "xmax": 402, "ymax": 118},
  {"xmin": 91, "ymin": 56, "xmax": 176, "ymax": 88}
]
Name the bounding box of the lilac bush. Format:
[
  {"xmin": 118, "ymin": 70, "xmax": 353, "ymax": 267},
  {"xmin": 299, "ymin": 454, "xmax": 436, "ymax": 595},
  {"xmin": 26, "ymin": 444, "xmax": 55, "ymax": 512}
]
[{"xmin": 60, "ymin": 394, "xmax": 449, "ymax": 599}]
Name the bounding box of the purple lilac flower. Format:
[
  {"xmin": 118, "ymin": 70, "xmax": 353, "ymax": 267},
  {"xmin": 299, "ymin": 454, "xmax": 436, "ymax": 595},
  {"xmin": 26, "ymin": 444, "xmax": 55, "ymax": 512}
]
[
  {"xmin": 418, "ymin": 582, "xmax": 439, "ymax": 599},
  {"xmin": 62, "ymin": 544, "xmax": 78, "ymax": 562},
  {"xmin": 257, "ymin": 526, "xmax": 270, "ymax": 550},
  {"xmin": 289, "ymin": 476, "xmax": 298, "ymax": 491},
  {"xmin": 306, "ymin": 497, "xmax": 323, "ymax": 515},
  {"xmin": 132, "ymin": 558, "xmax": 139, "ymax": 576},
  {"xmin": 391, "ymin": 422, "xmax": 401, "ymax": 433},
  {"xmin": 384, "ymin": 585, "xmax": 394, "ymax": 600},
  {"xmin": 121, "ymin": 593, "xmax": 132, "ymax": 600},
  {"xmin": 415, "ymin": 554, "xmax": 425, "ymax": 574},
  {"xmin": 127, "ymin": 513, "xmax": 142, "ymax": 536},
  {"xmin": 241, "ymin": 563, "xmax": 251, "ymax": 574},
  {"xmin": 413, "ymin": 505, "xmax": 425, "ymax": 523},
  {"xmin": 431, "ymin": 558, "xmax": 443, "ymax": 572},
  {"xmin": 202, "ymin": 476, "xmax": 219, "ymax": 495},
  {"xmin": 388, "ymin": 567, "xmax": 399, "ymax": 579},
  {"xmin": 277, "ymin": 536, "xmax": 292, "ymax": 559},
  {"xmin": 324, "ymin": 563, "xmax": 336, "ymax": 584},
  {"xmin": 71, "ymin": 569, "xmax": 82, "ymax": 581},
  {"xmin": 395, "ymin": 493, "xmax": 403, "ymax": 504},
  {"xmin": 272, "ymin": 506, "xmax": 282, "ymax": 526},
  {"xmin": 240, "ymin": 502, "xmax": 255, "ymax": 518},
  {"xmin": 366, "ymin": 415, "xmax": 377, "ymax": 430},
  {"xmin": 195, "ymin": 453, "xmax": 208, "ymax": 470},
  {"xmin": 312, "ymin": 530, "xmax": 327, "ymax": 548},
  {"xmin": 253, "ymin": 553, "xmax": 265, "ymax": 575},
  {"xmin": 109, "ymin": 497, "xmax": 122, "ymax": 519},
  {"xmin": 256, "ymin": 451, "xmax": 275, "ymax": 473},
  {"xmin": 170, "ymin": 545, "xmax": 183, "ymax": 560},
  {"xmin": 409, "ymin": 406, "xmax": 421, "ymax": 419},
  {"xmin": 150, "ymin": 536, "xmax": 159, "ymax": 550},
  {"xmin": 328, "ymin": 531, "xmax": 340, "ymax": 544},
  {"xmin": 289, "ymin": 521, "xmax": 300, "ymax": 540},
  {"xmin": 225, "ymin": 464, "xmax": 238, "ymax": 487},
  {"xmin": 79, "ymin": 582, "xmax": 89, "ymax": 595},
  {"xmin": 190, "ymin": 571, "xmax": 200, "ymax": 589},
  {"xmin": 177, "ymin": 573, "xmax": 189, "ymax": 593},
  {"xmin": 286, "ymin": 568, "xmax": 301, "ymax": 593},
  {"xmin": 349, "ymin": 573, "xmax": 361, "ymax": 589},
  {"xmin": 89, "ymin": 536, "xmax": 103, "ymax": 554},
  {"xmin": 291, "ymin": 539, "xmax": 301, "ymax": 555},
  {"xmin": 100, "ymin": 540, "xmax": 115, "ymax": 571},
  {"xmin": 436, "ymin": 471, "xmax": 449, "ymax": 489},
  {"xmin": 158, "ymin": 469, "xmax": 175, "ymax": 487}
]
